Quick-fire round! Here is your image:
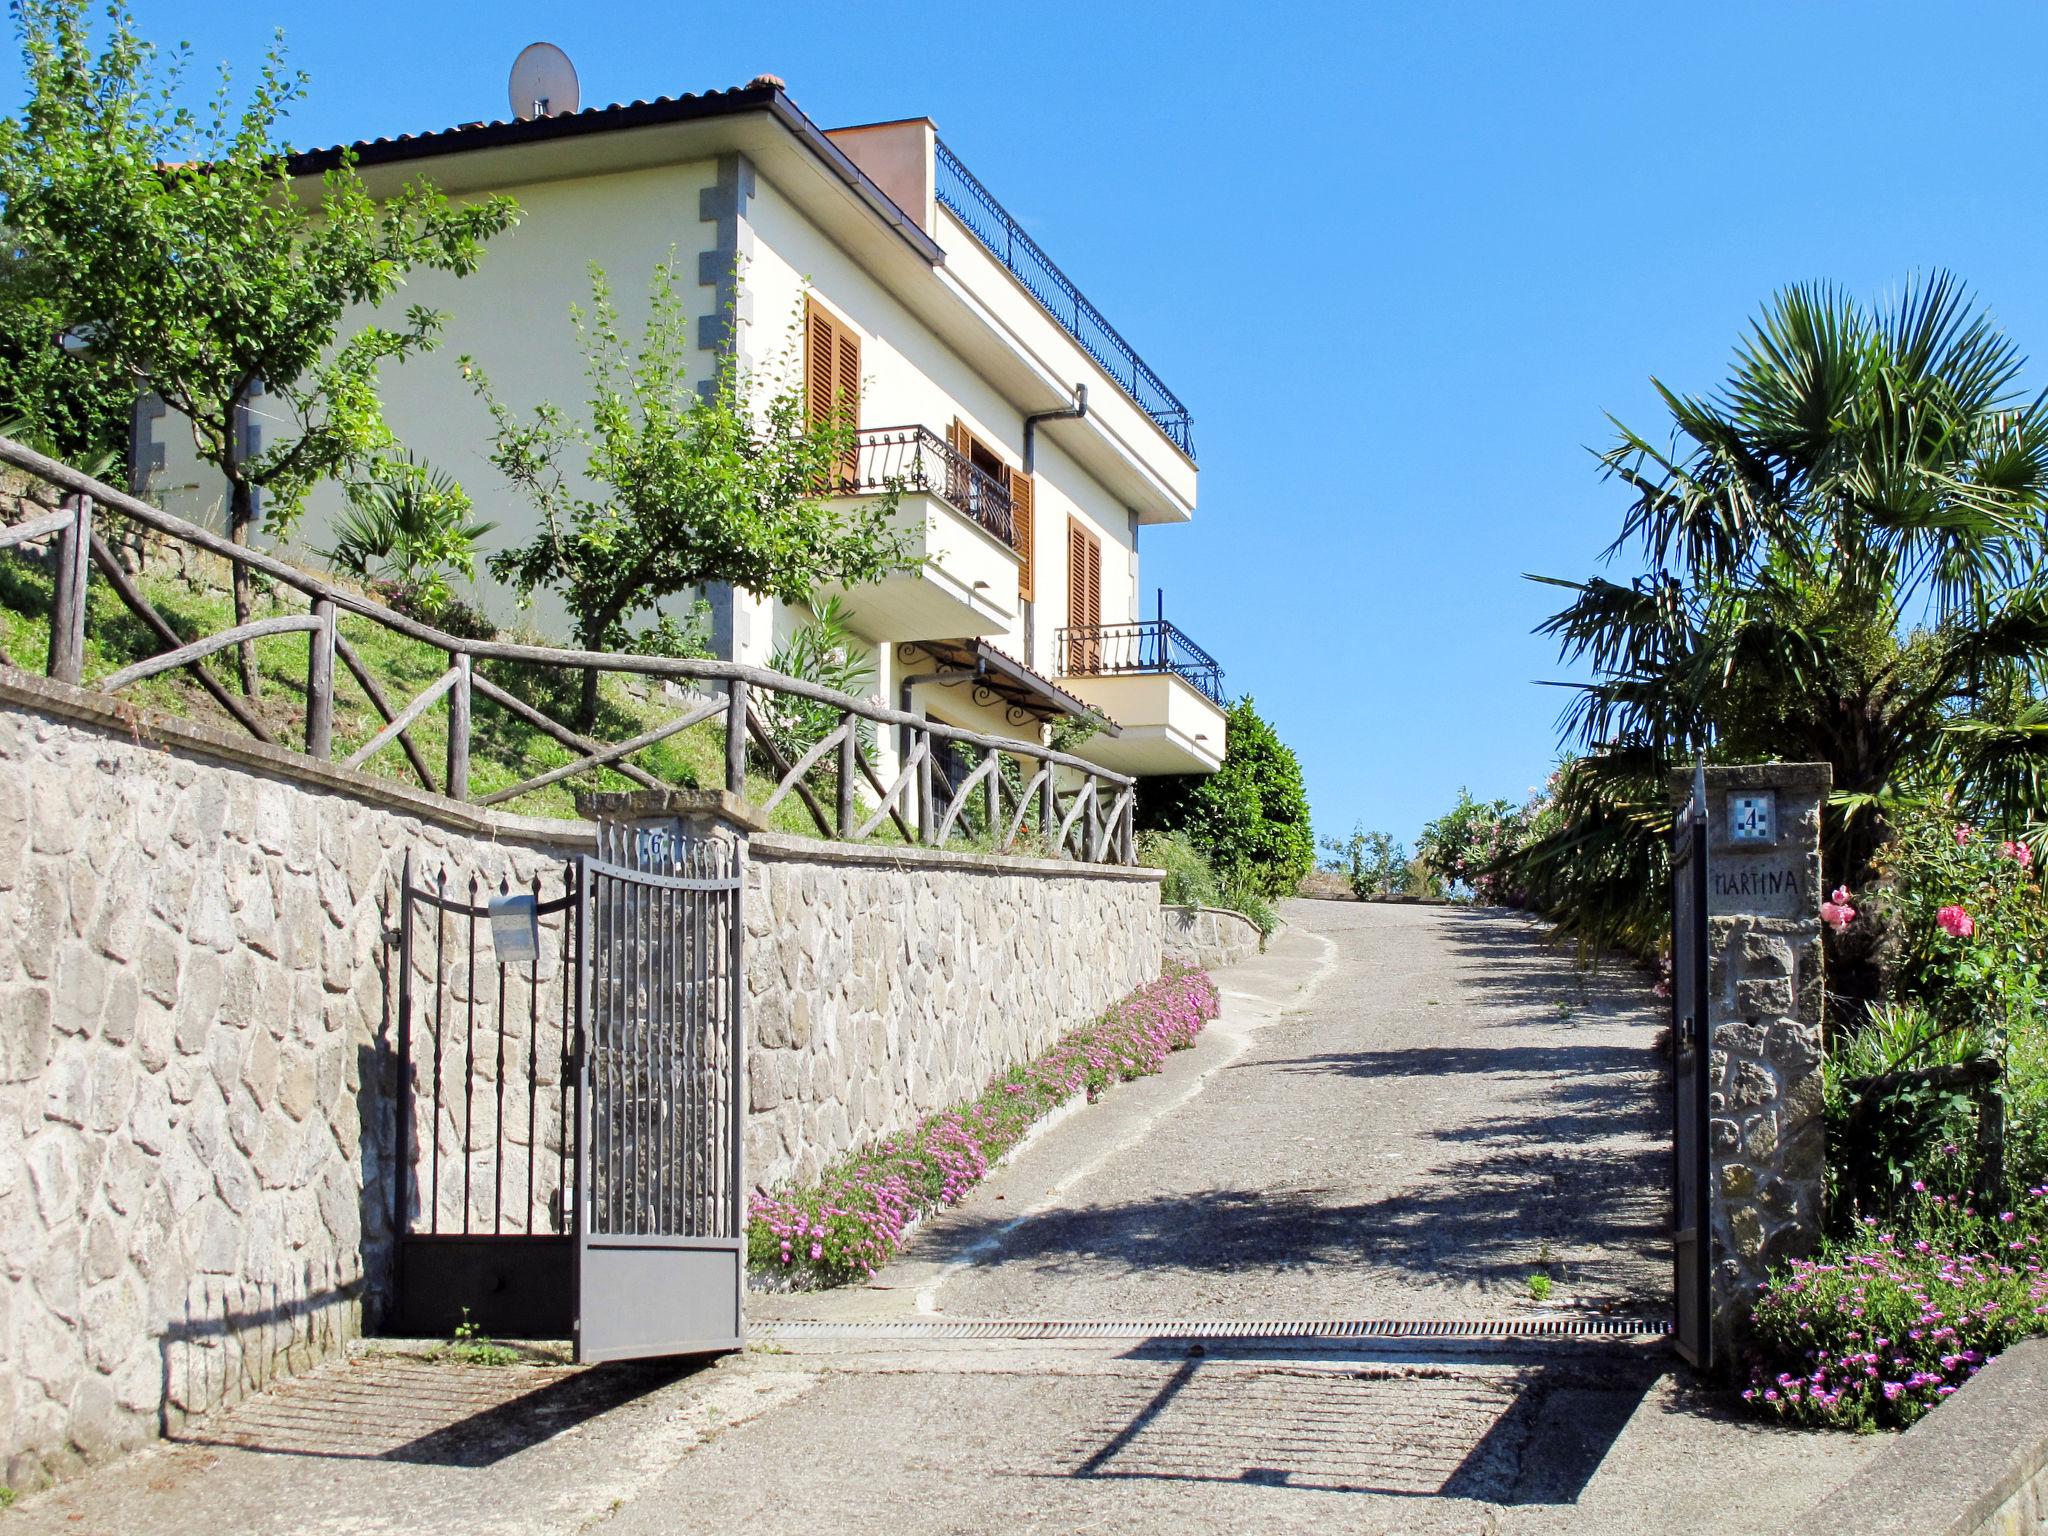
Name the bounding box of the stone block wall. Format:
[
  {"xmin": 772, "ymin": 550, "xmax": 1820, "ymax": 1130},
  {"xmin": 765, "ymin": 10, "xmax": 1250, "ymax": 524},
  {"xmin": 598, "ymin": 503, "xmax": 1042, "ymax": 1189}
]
[
  {"xmin": 0, "ymin": 675, "xmax": 587, "ymax": 1490},
  {"xmin": 0, "ymin": 676, "xmax": 1164, "ymax": 1487},
  {"xmin": 742, "ymin": 832, "xmax": 1164, "ymax": 1190},
  {"xmin": 1162, "ymin": 905, "xmax": 1267, "ymax": 971}
]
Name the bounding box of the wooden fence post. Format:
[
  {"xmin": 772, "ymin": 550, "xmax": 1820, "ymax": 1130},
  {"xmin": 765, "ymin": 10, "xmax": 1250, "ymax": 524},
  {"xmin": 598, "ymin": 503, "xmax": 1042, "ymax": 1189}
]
[
  {"xmin": 725, "ymin": 680, "xmax": 748, "ymax": 796},
  {"xmin": 917, "ymin": 730, "xmax": 935, "ymax": 845},
  {"xmin": 46, "ymin": 495, "xmax": 91, "ymax": 685},
  {"xmin": 445, "ymin": 653, "xmax": 471, "ymax": 801},
  {"xmin": 986, "ymin": 749, "xmax": 1001, "ymax": 844},
  {"xmin": 837, "ymin": 712, "xmax": 857, "ymax": 837},
  {"xmin": 1041, "ymin": 762, "xmax": 1057, "ymax": 855},
  {"xmin": 304, "ymin": 598, "xmax": 336, "ymax": 758}
]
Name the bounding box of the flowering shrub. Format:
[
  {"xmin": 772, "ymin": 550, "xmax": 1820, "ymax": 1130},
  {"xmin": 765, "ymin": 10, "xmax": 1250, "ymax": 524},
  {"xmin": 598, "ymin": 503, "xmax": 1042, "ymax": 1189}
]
[
  {"xmin": 1745, "ymin": 1190, "xmax": 2048, "ymax": 1431},
  {"xmin": 746, "ymin": 964, "xmax": 1222, "ymax": 1287}
]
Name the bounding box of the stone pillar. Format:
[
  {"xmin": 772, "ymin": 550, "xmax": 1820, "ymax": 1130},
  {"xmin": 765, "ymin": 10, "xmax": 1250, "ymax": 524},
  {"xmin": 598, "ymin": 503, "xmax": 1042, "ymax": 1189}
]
[
  {"xmin": 574, "ymin": 788, "xmax": 767, "ymax": 857},
  {"xmin": 1686, "ymin": 762, "xmax": 1831, "ymax": 1360}
]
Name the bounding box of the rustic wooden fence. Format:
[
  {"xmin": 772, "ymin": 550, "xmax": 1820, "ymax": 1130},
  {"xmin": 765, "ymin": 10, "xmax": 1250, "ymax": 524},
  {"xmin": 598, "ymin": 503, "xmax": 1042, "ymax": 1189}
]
[{"xmin": 0, "ymin": 436, "xmax": 1137, "ymax": 865}]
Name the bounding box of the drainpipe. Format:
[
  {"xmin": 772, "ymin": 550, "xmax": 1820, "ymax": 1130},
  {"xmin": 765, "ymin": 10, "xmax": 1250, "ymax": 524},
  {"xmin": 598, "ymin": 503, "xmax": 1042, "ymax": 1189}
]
[{"xmin": 1021, "ymin": 384, "xmax": 1088, "ymax": 666}]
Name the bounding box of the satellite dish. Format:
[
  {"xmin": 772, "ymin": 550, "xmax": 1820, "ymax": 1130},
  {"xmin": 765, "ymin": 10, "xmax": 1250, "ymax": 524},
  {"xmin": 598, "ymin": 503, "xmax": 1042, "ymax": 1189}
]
[{"xmin": 508, "ymin": 43, "xmax": 579, "ymax": 121}]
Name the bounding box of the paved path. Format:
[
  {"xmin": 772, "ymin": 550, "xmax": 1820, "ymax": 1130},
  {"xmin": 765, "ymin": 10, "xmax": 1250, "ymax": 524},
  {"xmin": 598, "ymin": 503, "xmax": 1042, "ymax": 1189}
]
[{"xmin": 9, "ymin": 900, "xmax": 1881, "ymax": 1534}]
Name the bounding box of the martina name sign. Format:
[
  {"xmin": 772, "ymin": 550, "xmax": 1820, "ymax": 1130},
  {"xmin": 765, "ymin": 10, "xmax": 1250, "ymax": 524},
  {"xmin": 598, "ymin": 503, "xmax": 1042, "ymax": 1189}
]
[{"xmin": 1706, "ymin": 855, "xmax": 1805, "ymax": 917}]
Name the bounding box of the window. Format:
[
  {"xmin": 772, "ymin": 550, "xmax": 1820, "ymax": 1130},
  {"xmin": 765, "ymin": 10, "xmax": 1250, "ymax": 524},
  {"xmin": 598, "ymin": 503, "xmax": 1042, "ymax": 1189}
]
[
  {"xmin": 948, "ymin": 419, "xmax": 1033, "ymax": 596},
  {"xmin": 804, "ymin": 296, "xmax": 861, "ymax": 483},
  {"xmin": 1066, "ymin": 517, "xmax": 1102, "ymax": 671}
]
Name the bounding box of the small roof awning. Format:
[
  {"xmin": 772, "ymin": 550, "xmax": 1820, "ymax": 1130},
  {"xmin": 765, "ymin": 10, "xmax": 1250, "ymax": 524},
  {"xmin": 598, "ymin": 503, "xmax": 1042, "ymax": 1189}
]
[{"xmin": 901, "ymin": 639, "xmax": 1121, "ymax": 736}]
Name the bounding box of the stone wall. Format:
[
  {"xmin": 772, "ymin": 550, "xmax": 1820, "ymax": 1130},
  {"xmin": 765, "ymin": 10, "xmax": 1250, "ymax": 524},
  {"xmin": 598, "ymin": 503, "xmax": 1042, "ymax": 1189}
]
[
  {"xmin": 1162, "ymin": 905, "xmax": 1267, "ymax": 971},
  {"xmin": 743, "ymin": 833, "xmax": 1164, "ymax": 1190},
  {"xmin": 0, "ymin": 674, "xmax": 1163, "ymax": 1488},
  {"xmin": 0, "ymin": 674, "xmax": 588, "ymax": 1491}
]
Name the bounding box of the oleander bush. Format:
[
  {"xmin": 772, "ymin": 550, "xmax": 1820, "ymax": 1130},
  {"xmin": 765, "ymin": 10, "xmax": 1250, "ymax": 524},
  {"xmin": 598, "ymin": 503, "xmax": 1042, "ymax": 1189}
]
[
  {"xmin": 747, "ymin": 963, "xmax": 1222, "ymax": 1286},
  {"xmin": 1744, "ymin": 1189, "xmax": 2048, "ymax": 1431}
]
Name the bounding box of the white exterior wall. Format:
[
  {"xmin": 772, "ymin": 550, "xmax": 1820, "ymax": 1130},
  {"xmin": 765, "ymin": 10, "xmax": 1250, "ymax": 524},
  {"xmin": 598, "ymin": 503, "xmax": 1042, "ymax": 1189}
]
[{"xmin": 138, "ymin": 117, "xmax": 1191, "ymax": 774}]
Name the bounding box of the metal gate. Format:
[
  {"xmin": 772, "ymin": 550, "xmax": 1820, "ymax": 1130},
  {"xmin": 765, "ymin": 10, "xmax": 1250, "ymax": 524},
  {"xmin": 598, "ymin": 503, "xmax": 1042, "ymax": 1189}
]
[
  {"xmin": 575, "ymin": 824, "xmax": 745, "ymax": 1363},
  {"xmin": 1670, "ymin": 766, "xmax": 1713, "ymax": 1369},
  {"xmin": 390, "ymin": 831, "xmax": 745, "ymax": 1362}
]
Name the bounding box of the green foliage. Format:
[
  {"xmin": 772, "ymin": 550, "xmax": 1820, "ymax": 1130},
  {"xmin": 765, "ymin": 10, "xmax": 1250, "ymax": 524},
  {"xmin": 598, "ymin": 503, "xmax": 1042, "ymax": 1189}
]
[
  {"xmin": 1136, "ymin": 695, "xmax": 1312, "ymax": 900},
  {"xmin": 1321, "ymin": 823, "xmax": 1411, "ymax": 899},
  {"xmin": 1746, "ymin": 1196, "xmax": 2048, "ymax": 1431},
  {"xmin": 438, "ymin": 1307, "xmax": 519, "ymax": 1367},
  {"xmin": 1138, "ymin": 829, "xmax": 1221, "ymax": 908},
  {"xmin": 0, "ymin": 1, "xmax": 517, "ymax": 536},
  {"xmin": 0, "ymin": 245, "xmax": 130, "ymax": 466},
  {"xmin": 1526, "ymin": 1273, "xmax": 1552, "ymax": 1303},
  {"xmin": 1515, "ymin": 274, "xmax": 2048, "ymax": 966},
  {"xmin": 474, "ymin": 265, "xmax": 914, "ymax": 724},
  {"xmin": 327, "ymin": 452, "xmax": 495, "ymax": 618},
  {"xmin": 1136, "ymin": 828, "xmax": 1278, "ymax": 936},
  {"xmin": 761, "ymin": 596, "xmax": 875, "ymax": 763},
  {"xmin": 1418, "ymin": 788, "xmax": 1533, "ymax": 905}
]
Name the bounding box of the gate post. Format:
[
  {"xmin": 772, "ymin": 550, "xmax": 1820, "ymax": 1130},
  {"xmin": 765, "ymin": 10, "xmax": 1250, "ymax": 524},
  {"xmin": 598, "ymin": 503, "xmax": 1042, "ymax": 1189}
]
[{"xmin": 1674, "ymin": 762, "xmax": 1831, "ymax": 1366}]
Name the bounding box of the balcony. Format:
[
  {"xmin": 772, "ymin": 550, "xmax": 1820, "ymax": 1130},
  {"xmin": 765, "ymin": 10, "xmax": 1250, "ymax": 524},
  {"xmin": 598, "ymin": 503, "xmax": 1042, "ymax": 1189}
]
[
  {"xmin": 935, "ymin": 141, "xmax": 1196, "ymax": 461},
  {"xmin": 1055, "ymin": 618, "xmax": 1228, "ymax": 776},
  {"xmin": 821, "ymin": 426, "xmax": 1023, "ymax": 643}
]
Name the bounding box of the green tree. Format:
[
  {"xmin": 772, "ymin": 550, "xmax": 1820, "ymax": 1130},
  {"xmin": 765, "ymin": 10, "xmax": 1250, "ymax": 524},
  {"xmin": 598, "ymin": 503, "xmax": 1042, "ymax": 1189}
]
[
  {"xmin": 473, "ymin": 263, "xmax": 915, "ymax": 727},
  {"xmin": 1513, "ymin": 274, "xmax": 2048, "ymax": 990},
  {"xmin": 0, "ymin": 0, "xmax": 517, "ymax": 693},
  {"xmin": 0, "ymin": 243, "xmax": 130, "ymax": 466},
  {"xmin": 1137, "ymin": 695, "xmax": 1313, "ymax": 898}
]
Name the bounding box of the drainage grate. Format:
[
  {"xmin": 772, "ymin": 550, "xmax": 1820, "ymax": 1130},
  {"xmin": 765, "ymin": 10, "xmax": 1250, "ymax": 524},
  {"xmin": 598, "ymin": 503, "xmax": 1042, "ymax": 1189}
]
[{"xmin": 754, "ymin": 1316, "xmax": 1669, "ymax": 1342}]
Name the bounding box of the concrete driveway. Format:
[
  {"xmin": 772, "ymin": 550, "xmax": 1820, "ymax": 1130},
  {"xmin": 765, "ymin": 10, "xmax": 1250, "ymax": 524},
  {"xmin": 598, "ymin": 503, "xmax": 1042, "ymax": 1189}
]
[{"xmin": 7, "ymin": 900, "xmax": 1882, "ymax": 1534}]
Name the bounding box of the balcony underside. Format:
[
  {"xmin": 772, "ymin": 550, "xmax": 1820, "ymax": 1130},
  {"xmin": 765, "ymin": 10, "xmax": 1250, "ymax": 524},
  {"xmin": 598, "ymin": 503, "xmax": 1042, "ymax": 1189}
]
[
  {"xmin": 1056, "ymin": 670, "xmax": 1226, "ymax": 776},
  {"xmin": 822, "ymin": 489, "xmax": 1021, "ymax": 644}
]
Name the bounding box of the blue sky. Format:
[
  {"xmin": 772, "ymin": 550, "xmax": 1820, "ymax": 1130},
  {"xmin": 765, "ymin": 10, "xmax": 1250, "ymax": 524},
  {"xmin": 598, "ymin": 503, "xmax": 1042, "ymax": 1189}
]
[{"xmin": 15, "ymin": 1, "xmax": 2048, "ymax": 846}]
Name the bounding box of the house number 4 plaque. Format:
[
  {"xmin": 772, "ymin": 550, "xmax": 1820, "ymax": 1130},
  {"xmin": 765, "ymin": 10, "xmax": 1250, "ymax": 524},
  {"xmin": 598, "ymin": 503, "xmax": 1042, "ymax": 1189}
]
[{"xmin": 1727, "ymin": 791, "xmax": 1777, "ymax": 845}]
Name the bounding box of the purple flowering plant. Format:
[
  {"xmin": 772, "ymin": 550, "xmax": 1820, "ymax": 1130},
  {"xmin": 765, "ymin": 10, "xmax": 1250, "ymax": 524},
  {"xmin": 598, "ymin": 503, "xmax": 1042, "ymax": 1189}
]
[
  {"xmin": 746, "ymin": 963, "xmax": 1221, "ymax": 1287},
  {"xmin": 1744, "ymin": 1186, "xmax": 2048, "ymax": 1431}
]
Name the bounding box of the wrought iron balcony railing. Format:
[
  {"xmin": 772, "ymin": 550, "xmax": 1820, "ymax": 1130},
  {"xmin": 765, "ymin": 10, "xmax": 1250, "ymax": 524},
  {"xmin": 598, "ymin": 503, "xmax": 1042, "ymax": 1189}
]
[
  {"xmin": 841, "ymin": 425, "xmax": 1014, "ymax": 545},
  {"xmin": 934, "ymin": 140, "xmax": 1196, "ymax": 461},
  {"xmin": 1057, "ymin": 618, "xmax": 1225, "ymax": 706}
]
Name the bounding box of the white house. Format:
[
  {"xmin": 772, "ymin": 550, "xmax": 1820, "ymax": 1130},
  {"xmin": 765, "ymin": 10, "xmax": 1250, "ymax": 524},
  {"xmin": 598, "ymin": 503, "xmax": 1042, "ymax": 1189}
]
[{"xmin": 142, "ymin": 70, "xmax": 1228, "ymax": 780}]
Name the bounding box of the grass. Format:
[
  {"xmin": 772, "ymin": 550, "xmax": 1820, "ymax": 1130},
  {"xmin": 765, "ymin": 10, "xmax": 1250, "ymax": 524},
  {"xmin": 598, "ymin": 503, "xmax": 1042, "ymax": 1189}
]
[
  {"xmin": 433, "ymin": 1309, "xmax": 523, "ymax": 1368},
  {"xmin": 0, "ymin": 534, "xmax": 844, "ymax": 833}
]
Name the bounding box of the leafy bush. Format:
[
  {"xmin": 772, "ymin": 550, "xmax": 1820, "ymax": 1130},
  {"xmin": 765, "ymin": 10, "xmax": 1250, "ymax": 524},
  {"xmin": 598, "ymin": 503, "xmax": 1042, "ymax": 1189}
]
[
  {"xmin": 1418, "ymin": 787, "xmax": 1536, "ymax": 904},
  {"xmin": 1135, "ymin": 695, "xmax": 1313, "ymax": 900},
  {"xmin": 1138, "ymin": 830, "xmax": 1277, "ymax": 936},
  {"xmin": 1829, "ymin": 805, "xmax": 2048, "ymax": 1209},
  {"xmin": 1745, "ymin": 1191, "xmax": 2048, "ymax": 1431},
  {"xmin": 760, "ymin": 597, "xmax": 875, "ymax": 763},
  {"xmin": 328, "ymin": 452, "xmax": 496, "ymax": 615},
  {"xmin": 1138, "ymin": 830, "xmax": 1221, "ymax": 909},
  {"xmin": 747, "ymin": 964, "xmax": 1222, "ymax": 1286},
  {"xmin": 1321, "ymin": 824, "xmax": 1411, "ymax": 899}
]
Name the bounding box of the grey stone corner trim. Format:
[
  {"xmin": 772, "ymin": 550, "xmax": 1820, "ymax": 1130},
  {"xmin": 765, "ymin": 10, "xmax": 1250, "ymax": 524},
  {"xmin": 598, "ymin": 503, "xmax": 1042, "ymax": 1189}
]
[
  {"xmin": 1783, "ymin": 1337, "xmax": 2048, "ymax": 1536},
  {"xmin": 128, "ymin": 393, "xmax": 168, "ymax": 496},
  {"xmin": 748, "ymin": 827, "xmax": 1166, "ymax": 884},
  {"xmin": 0, "ymin": 668, "xmax": 592, "ymax": 850},
  {"xmin": 696, "ymin": 151, "xmax": 758, "ymax": 366}
]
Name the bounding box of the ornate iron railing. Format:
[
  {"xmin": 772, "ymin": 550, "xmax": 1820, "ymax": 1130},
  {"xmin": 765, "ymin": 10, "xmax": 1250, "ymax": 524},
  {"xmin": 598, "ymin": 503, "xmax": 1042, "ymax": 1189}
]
[
  {"xmin": 934, "ymin": 140, "xmax": 1196, "ymax": 461},
  {"xmin": 1056, "ymin": 618, "xmax": 1225, "ymax": 706},
  {"xmin": 0, "ymin": 436, "xmax": 1138, "ymax": 865},
  {"xmin": 846, "ymin": 426, "xmax": 1013, "ymax": 545}
]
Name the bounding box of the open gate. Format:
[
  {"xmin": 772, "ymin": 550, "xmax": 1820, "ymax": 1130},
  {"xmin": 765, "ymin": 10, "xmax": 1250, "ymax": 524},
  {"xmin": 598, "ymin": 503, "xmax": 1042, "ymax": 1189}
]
[
  {"xmin": 1670, "ymin": 766, "xmax": 1713, "ymax": 1369},
  {"xmin": 575, "ymin": 823, "xmax": 745, "ymax": 1362},
  {"xmin": 390, "ymin": 829, "xmax": 745, "ymax": 1362}
]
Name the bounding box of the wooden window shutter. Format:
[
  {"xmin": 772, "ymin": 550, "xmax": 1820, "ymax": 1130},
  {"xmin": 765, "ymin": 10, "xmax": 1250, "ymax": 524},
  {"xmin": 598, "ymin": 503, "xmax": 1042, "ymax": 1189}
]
[
  {"xmin": 833, "ymin": 325, "xmax": 860, "ymax": 481},
  {"xmin": 804, "ymin": 297, "xmax": 838, "ymax": 433},
  {"xmin": 1067, "ymin": 517, "xmax": 1101, "ymax": 671},
  {"xmin": 1010, "ymin": 471, "xmax": 1035, "ymax": 601}
]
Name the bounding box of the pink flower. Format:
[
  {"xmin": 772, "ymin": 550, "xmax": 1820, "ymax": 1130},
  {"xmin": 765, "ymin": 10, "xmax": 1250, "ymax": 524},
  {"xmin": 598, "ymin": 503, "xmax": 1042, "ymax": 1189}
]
[
  {"xmin": 2001, "ymin": 840, "xmax": 2035, "ymax": 870},
  {"xmin": 1937, "ymin": 905, "xmax": 1975, "ymax": 939},
  {"xmin": 1956, "ymin": 824, "xmax": 1975, "ymax": 846},
  {"xmin": 1820, "ymin": 899, "xmax": 1857, "ymax": 932}
]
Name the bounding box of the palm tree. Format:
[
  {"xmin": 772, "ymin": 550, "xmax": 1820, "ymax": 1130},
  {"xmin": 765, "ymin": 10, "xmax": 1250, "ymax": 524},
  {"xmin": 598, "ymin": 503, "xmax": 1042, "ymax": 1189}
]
[{"xmin": 1514, "ymin": 274, "xmax": 2048, "ymax": 1008}]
